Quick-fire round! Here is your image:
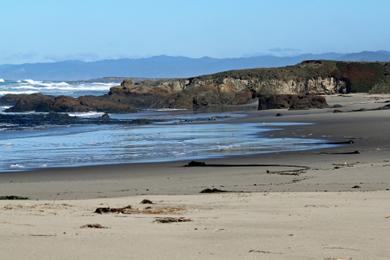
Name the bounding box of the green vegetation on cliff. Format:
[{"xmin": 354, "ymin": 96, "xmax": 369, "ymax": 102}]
[{"xmin": 197, "ymin": 60, "xmax": 390, "ymax": 93}]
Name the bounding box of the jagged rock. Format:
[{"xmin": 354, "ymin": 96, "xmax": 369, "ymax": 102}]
[
  {"xmin": 101, "ymin": 112, "xmax": 110, "ymax": 120},
  {"xmin": 4, "ymin": 93, "xmax": 55, "ymax": 112}
]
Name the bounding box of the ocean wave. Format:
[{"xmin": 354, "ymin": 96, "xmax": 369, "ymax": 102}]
[
  {"xmin": 0, "ymin": 123, "xmax": 17, "ymax": 127},
  {"xmin": 22, "ymin": 79, "xmax": 70, "ymax": 88},
  {"xmin": 0, "ymin": 90, "xmax": 39, "ymax": 96},
  {"xmin": 18, "ymin": 80, "xmax": 117, "ymax": 92},
  {"xmin": 22, "ymin": 79, "xmax": 42, "ymax": 85},
  {"xmin": 155, "ymin": 108, "xmax": 188, "ymax": 112},
  {"xmin": 1, "ymin": 111, "xmax": 47, "ymax": 115},
  {"xmin": 10, "ymin": 164, "xmax": 25, "ymax": 169},
  {"xmin": 0, "ymin": 80, "xmax": 118, "ymax": 97},
  {"xmin": 67, "ymin": 111, "xmax": 105, "ymax": 118}
]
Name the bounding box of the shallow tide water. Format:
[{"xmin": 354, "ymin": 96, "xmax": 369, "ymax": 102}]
[{"xmin": 0, "ymin": 113, "xmax": 335, "ymax": 172}]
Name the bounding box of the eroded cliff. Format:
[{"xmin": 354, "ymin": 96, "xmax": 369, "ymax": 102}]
[{"xmin": 2, "ymin": 60, "xmax": 389, "ymax": 112}]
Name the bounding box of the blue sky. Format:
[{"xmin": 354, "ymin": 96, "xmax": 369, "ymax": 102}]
[{"xmin": 1, "ymin": 0, "xmax": 389, "ymax": 64}]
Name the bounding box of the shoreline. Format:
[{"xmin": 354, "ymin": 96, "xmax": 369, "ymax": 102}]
[
  {"xmin": 1, "ymin": 94, "xmax": 390, "ymax": 199},
  {"xmin": 0, "ymin": 111, "xmax": 340, "ymax": 175}
]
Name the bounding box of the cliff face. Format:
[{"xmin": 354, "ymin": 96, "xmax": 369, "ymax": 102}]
[
  {"xmin": 109, "ymin": 60, "xmax": 383, "ymax": 110},
  {"xmin": 183, "ymin": 76, "xmax": 346, "ymax": 95}
]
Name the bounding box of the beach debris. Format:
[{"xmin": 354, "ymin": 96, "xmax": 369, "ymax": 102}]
[
  {"xmin": 140, "ymin": 199, "xmax": 153, "ymax": 204},
  {"xmin": 94, "ymin": 205, "xmax": 184, "ymax": 215},
  {"xmin": 0, "ymin": 195, "xmax": 29, "ymax": 200},
  {"xmin": 29, "ymin": 234, "xmax": 56, "ymax": 237},
  {"xmin": 333, "ymin": 161, "xmax": 359, "ymax": 168},
  {"xmin": 94, "ymin": 205, "xmax": 132, "ymax": 214},
  {"xmin": 325, "ymin": 140, "xmax": 354, "ymax": 145},
  {"xmin": 200, "ymin": 188, "xmax": 227, "ymax": 194},
  {"xmin": 80, "ymin": 223, "xmax": 108, "ymax": 229},
  {"xmin": 186, "ymin": 161, "xmax": 310, "ymax": 170},
  {"xmin": 154, "ymin": 217, "xmax": 192, "ymax": 224},
  {"xmin": 275, "ymin": 113, "xmax": 283, "ymax": 117},
  {"xmin": 248, "ymin": 250, "xmax": 272, "ymax": 254},
  {"xmin": 321, "ymin": 151, "xmax": 360, "ymax": 155},
  {"xmin": 351, "ymin": 185, "xmax": 361, "ymax": 189},
  {"xmin": 186, "ymin": 161, "xmax": 207, "ymax": 167},
  {"xmin": 324, "ymin": 258, "xmax": 352, "ymax": 260},
  {"xmin": 248, "ymin": 249, "xmax": 283, "ymax": 255},
  {"xmin": 266, "ymin": 169, "xmax": 302, "ymax": 176}
]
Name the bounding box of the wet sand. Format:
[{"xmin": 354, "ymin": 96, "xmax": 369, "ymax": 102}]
[
  {"xmin": 1, "ymin": 94, "xmax": 390, "ymax": 259},
  {"xmin": 1, "ymin": 94, "xmax": 390, "ymax": 199}
]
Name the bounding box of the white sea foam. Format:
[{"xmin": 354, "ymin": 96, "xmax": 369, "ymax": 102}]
[
  {"xmin": 10, "ymin": 164, "xmax": 25, "ymax": 169},
  {"xmin": 0, "ymin": 106, "xmax": 11, "ymax": 112},
  {"xmin": 22, "ymin": 79, "xmax": 70, "ymax": 88},
  {"xmin": 67, "ymin": 111, "xmax": 105, "ymax": 118},
  {"xmin": 2, "ymin": 111, "xmax": 46, "ymax": 115},
  {"xmin": 0, "ymin": 90, "xmax": 39, "ymax": 96},
  {"xmin": 19, "ymin": 80, "xmax": 116, "ymax": 92},
  {"xmin": 155, "ymin": 108, "xmax": 188, "ymax": 112},
  {"xmin": 0, "ymin": 123, "xmax": 16, "ymax": 127},
  {"xmin": 22, "ymin": 79, "xmax": 41, "ymax": 85},
  {"xmin": 0, "ymin": 81, "xmax": 118, "ymax": 98}
]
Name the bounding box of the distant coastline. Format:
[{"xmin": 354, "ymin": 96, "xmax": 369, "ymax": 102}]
[{"xmin": 1, "ymin": 50, "xmax": 390, "ymax": 81}]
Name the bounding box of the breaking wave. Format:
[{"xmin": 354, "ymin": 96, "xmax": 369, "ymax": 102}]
[
  {"xmin": 67, "ymin": 111, "xmax": 105, "ymax": 118},
  {"xmin": 0, "ymin": 80, "xmax": 118, "ymax": 97},
  {"xmin": 0, "ymin": 90, "xmax": 39, "ymax": 95}
]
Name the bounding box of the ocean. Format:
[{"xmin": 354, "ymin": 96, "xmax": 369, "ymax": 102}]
[
  {"xmin": 0, "ymin": 78, "xmax": 116, "ymax": 97},
  {"xmin": 0, "ymin": 79, "xmax": 336, "ymax": 172}
]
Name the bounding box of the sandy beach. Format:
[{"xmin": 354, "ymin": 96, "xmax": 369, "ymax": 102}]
[{"xmin": 1, "ymin": 94, "xmax": 390, "ymax": 259}]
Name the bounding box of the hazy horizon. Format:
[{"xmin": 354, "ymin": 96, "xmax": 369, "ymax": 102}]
[
  {"xmin": 0, "ymin": 50, "xmax": 389, "ymax": 67},
  {"xmin": 1, "ymin": 0, "xmax": 389, "ymax": 64}
]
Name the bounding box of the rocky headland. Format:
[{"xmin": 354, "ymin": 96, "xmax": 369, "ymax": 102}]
[{"xmin": 1, "ymin": 60, "xmax": 389, "ymax": 113}]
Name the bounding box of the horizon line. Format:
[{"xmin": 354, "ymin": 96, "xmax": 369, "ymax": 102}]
[{"xmin": 1, "ymin": 50, "xmax": 390, "ymax": 66}]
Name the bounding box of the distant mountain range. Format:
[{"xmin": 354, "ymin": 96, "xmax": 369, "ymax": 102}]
[{"xmin": 1, "ymin": 51, "xmax": 390, "ymax": 81}]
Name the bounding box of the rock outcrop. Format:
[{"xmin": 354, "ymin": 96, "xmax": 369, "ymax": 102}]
[
  {"xmin": 1, "ymin": 60, "xmax": 389, "ymax": 113},
  {"xmin": 258, "ymin": 94, "xmax": 328, "ymax": 110},
  {"xmin": 3, "ymin": 93, "xmax": 135, "ymax": 113}
]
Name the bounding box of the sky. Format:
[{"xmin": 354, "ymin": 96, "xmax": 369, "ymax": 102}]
[{"xmin": 0, "ymin": 0, "xmax": 389, "ymax": 64}]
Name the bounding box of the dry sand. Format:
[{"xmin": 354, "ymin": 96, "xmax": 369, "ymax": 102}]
[
  {"xmin": 1, "ymin": 192, "xmax": 389, "ymax": 260},
  {"xmin": 1, "ymin": 94, "xmax": 390, "ymax": 259}
]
